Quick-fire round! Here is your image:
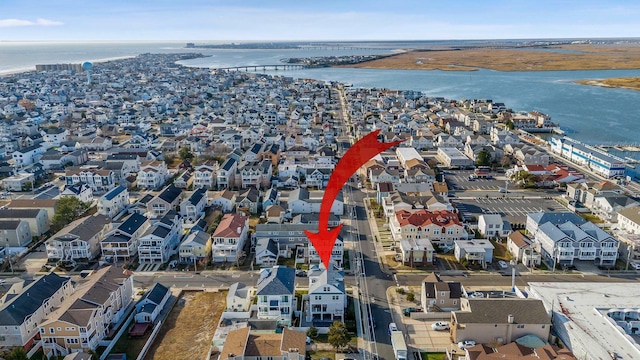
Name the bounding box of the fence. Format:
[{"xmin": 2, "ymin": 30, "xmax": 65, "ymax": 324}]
[
  {"xmin": 136, "ymin": 320, "xmax": 163, "ymax": 360},
  {"xmin": 100, "ymin": 310, "xmax": 136, "ymax": 360}
]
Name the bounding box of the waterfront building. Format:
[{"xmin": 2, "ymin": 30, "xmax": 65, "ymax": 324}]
[{"xmin": 550, "ymin": 137, "xmax": 625, "ymax": 178}]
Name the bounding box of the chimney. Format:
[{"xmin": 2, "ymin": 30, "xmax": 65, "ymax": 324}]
[
  {"xmin": 237, "ymin": 227, "xmax": 241, "ymax": 235},
  {"xmin": 508, "ymin": 314, "xmax": 514, "ymax": 324}
]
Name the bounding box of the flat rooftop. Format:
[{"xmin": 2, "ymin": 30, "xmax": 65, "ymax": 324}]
[{"xmin": 527, "ymin": 282, "xmax": 640, "ymax": 360}]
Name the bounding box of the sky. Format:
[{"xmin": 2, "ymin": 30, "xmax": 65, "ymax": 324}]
[{"xmin": 1, "ymin": 0, "xmax": 639, "ymax": 41}]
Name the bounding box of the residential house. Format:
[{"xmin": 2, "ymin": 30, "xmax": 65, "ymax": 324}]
[
  {"xmin": 465, "ymin": 343, "xmax": 576, "ymax": 360},
  {"xmin": 100, "ymin": 213, "xmax": 149, "ymax": 263},
  {"xmin": 219, "ymin": 327, "xmax": 306, "ymax": 360},
  {"xmin": 454, "ymin": 240, "xmax": 495, "ymax": 268},
  {"xmin": 0, "ymin": 273, "xmax": 73, "ymax": 347},
  {"xmin": 477, "ymin": 214, "xmax": 512, "ymax": 239},
  {"xmin": 0, "ymin": 208, "xmax": 49, "ymax": 236},
  {"xmin": 146, "ymin": 184, "xmax": 182, "ymax": 217},
  {"xmin": 507, "ymin": 232, "xmax": 541, "ymax": 267},
  {"xmin": 180, "ymin": 188, "xmax": 207, "ymax": 223},
  {"xmin": 288, "ymin": 188, "xmax": 343, "ymax": 216},
  {"xmin": 450, "ymin": 298, "xmax": 551, "ymax": 345},
  {"xmin": 8, "ymin": 199, "xmax": 58, "ymax": 221},
  {"xmin": 262, "ymin": 188, "xmax": 279, "ymax": 212},
  {"xmin": 255, "ymin": 266, "xmax": 295, "ymax": 326},
  {"xmin": 65, "ymin": 168, "xmax": 116, "ymax": 193},
  {"xmin": 75, "ymin": 136, "xmax": 112, "ymax": 151},
  {"xmin": 398, "ymin": 237, "xmax": 434, "ymax": 266},
  {"xmin": 226, "ymin": 282, "xmax": 250, "ymax": 312},
  {"xmin": 173, "ymin": 169, "xmax": 193, "ymax": 189},
  {"xmin": 0, "ymin": 220, "xmax": 32, "ymax": 247},
  {"xmin": 211, "ymin": 213, "xmax": 249, "ymax": 263},
  {"xmin": 41, "ymin": 128, "xmax": 69, "ymax": 147},
  {"xmin": 59, "ymin": 182, "xmax": 93, "ymax": 203},
  {"xmin": 618, "ymin": 206, "xmax": 640, "ymax": 234},
  {"xmin": 307, "ymin": 265, "xmax": 346, "ymax": 325},
  {"xmin": 193, "ymin": 161, "xmax": 217, "ymax": 189},
  {"xmin": 137, "ymin": 160, "xmax": 169, "ymax": 190},
  {"xmin": 527, "ymin": 213, "xmax": 619, "ymax": 267},
  {"xmin": 138, "ymin": 211, "xmax": 182, "ymax": 263},
  {"xmin": 421, "ymin": 273, "xmax": 463, "ymax": 312},
  {"xmin": 12, "ymin": 145, "xmax": 45, "ymax": 168},
  {"xmin": 389, "ymin": 209, "xmax": 467, "ymax": 246},
  {"xmin": 209, "ymin": 189, "xmax": 236, "ymax": 213},
  {"xmin": 2, "ymin": 172, "xmax": 34, "ymax": 192},
  {"xmin": 254, "ymin": 238, "xmax": 280, "ymax": 268},
  {"xmin": 217, "ymin": 158, "xmax": 237, "ymax": 189},
  {"xmin": 39, "ymin": 266, "xmax": 134, "ymax": 355},
  {"xmin": 237, "ymin": 187, "xmax": 260, "ymax": 215},
  {"xmin": 179, "ymin": 230, "xmax": 211, "ymax": 264},
  {"xmin": 45, "ymin": 215, "xmax": 112, "ymax": 261},
  {"xmin": 97, "ymin": 186, "xmax": 129, "ymax": 218},
  {"xmin": 134, "ymin": 283, "xmax": 171, "ymax": 324},
  {"xmin": 265, "ymin": 204, "xmax": 285, "ymax": 224}
]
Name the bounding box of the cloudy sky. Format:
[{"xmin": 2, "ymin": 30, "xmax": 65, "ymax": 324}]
[{"xmin": 1, "ymin": 0, "xmax": 639, "ymax": 41}]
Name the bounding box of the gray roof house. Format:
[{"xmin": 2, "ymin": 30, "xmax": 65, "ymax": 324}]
[
  {"xmin": 135, "ymin": 283, "xmax": 171, "ymax": 324},
  {"xmin": 256, "ymin": 266, "xmax": 295, "ymax": 325}
]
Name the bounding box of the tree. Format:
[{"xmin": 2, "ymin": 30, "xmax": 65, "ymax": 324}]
[
  {"xmin": 178, "ymin": 146, "xmax": 195, "ymax": 162},
  {"xmin": 21, "ymin": 181, "xmax": 32, "ymax": 192},
  {"xmin": 307, "ymin": 326, "xmax": 318, "ymax": 339},
  {"xmin": 406, "ymin": 292, "xmax": 415, "ymax": 302},
  {"xmin": 6, "ymin": 347, "xmax": 28, "ymax": 360},
  {"xmin": 476, "ymin": 149, "xmax": 492, "ymax": 167},
  {"xmin": 505, "ymin": 119, "xmax": 515, "ymax": 130},
  {"xmin": 328, "ymin": 321, "xmax": 351, "ymax": 350},
  {"xmin": 53, "ymin": 196, "xmax": 90, "ymax": 226}
]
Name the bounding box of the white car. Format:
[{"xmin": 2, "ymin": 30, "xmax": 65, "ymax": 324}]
[
  {"xmin": 388, "ymin": 322, "xmax": 398, "ymax": 334},
  {"xmin": 458, "ymin": 340, "xmax": 477, "ymax": 349},
  {"xmin": 630, "ymin": 262, "xmax": 640, "ymax": 270},
  {"xmin": 498, "ymin": 260, "xmax": 508, "ymax": 269},
  {"xmin": 431, "ymin": 321, "xmax": 449, "ymax": 331}
]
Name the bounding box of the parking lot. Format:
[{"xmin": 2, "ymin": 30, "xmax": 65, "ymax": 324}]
[
  {"xmin": 445, "ymin": 170, "xmax": 508, "ymax": 191},
  {"xmin": 453, "ymin": 197, "xmax": 567, "ymax": 224}
]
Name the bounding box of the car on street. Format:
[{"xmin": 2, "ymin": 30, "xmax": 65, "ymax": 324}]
[
  {"xmin": 388, "ymin": 322, "xmax": 398, "ymax": 334},
  {"xmin": 431, "ymin": 321, "xmax": 449, "ymax": 331},
  {"xmin": 498, "ymin": 260, "xmax": 508, "ymax": 269},
  {"xmin": 458, "ymin": 340, "xmax": 477, "ymax": 349},
  {"xmin": 630, "ymin": 261, "xmax": 640, "ymax": 270},
  {"xmin": 0, "ymin": 279, "xmax": 6, "ymax": 285}
]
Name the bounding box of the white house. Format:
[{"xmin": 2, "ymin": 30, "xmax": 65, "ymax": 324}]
[
  {"xmin": 226, "ymin": 282, "xmax": 251, "ymax": 312},
  {"xmin": 256, "ymin": 266, "xmax": 295, "ymax": 326},
  {"xmin": 97, "ymin": 185, "xmax": 129, "ymax": 218},
  {"xmin": 138, "ymin": 211, "xmax": 182, "ymax": 263},
  {"xmin": 454, "ymin": 239, "xmax": 495, "ymax": 268},
  {"xmin": 45, "ymin": 214, "xmax": 112, "ymax": 261},
  {"xmin": 307, "ymin": 265, "xmax": 347, "ymax": 325},
  {"xmin": 211, "ymin": 213, "xmax": 249, "ymax": 263},
  {"xmin": 477, "ymin": 214, "xmax": 512, "ymax": 238},
  {"xmin": 58, "ymin": 182, "xmax": 93, "ymax": 203},
  {"xmin": 254, "ymin": 238, "xmax": 280, "ymax": 268},
  {"xmin": 288, "ymin": 188, "xmax": 343, "ymax": 215},
  {"xmin": 12, "ymin": 145, "xmax": 45, "ymax": 168},
  {"xmin": 137, "ymin": 160, "xmax": 169, "ymax": 190},
  {"xmin": 135, "ymin": 283, "xmax": 171, "ymax": 323},
  {"xmin": 193, "ymin": 161, "xmax": 217, "ymax": 189},
  {"xmin": 180, "ymin": 188, "xmax": 207, "ymax": 223}
]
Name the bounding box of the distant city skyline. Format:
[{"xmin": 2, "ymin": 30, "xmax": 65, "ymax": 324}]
[{"xmin": 1, "ymin": 0, "xmax": 640, "ymax": 41}]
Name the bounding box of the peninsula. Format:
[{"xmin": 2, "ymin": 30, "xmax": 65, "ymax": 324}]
[
  {"xmin": 339, "ymin": 43, "xmax": 640, "ymax": 72},
  {"xmin": 576, "ymin": 77, "xmax": 640, "ymax": 91}
]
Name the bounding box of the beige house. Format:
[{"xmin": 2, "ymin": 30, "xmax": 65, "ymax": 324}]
[
  {"xmin": 179, "ymin": 230, "xmax": 211, "ymax": 263},
  {"xmin": 39, "ymin": 266, "xmax": 134, "ymax": 357},
  {"xmin": 0, "ymin": 208, "xmax": 50, "ymax": 236},
  {"xmin": 0, "ymin": 272, "xmax": 73, "ymax": 347},
  {"xmin": 450, "ymin": 298, "xmax": 551, "ymax": 345},
  {"xmin": 45, "ymin": 214, "xmax": 112, "ymax": 261},
  {"xmin": 507, "ymin": 232, "xmax": 541, "ymax": 267},
  {"xmin": 146, "ymin": 184, "xmax": 182, "ymax": 217},
  {"xmin": 8, "ymin": 199, "xmax": 58, "ymax": 221},
  {"xmin": 219, "ymin": 327, "xmax": 306, "ymax": 360},
  {"xmin": 421, "ymin": 273, "xmax": 463, "ymax": 311}
]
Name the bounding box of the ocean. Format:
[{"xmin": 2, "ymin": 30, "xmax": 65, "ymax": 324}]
[{"xmin": 2, "ymin": 41, "xmax": 640, "ymax": 146}]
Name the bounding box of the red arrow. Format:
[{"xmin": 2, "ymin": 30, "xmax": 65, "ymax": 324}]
[{"xmin": 305, "ymin": 129, "xmax": 405, "ymax": 269}]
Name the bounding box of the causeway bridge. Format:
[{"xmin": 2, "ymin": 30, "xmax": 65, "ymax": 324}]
[{"xmin": 212, "ymin": 64, "xmax": 311, "ymax": 72}]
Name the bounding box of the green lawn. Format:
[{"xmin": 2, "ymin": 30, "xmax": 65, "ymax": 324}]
[
  {"xmin": 307, "ymin": 349, "xmax": 335, "ymax": 359},
  {"xmin": 421, "ymin": 352, "xmax": 446, "ymax": 360}
]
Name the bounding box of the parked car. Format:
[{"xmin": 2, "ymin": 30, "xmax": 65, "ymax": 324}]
[
  {"xmin": 388, "ymin": 322, "xmax": 398, "ymax": 334},
  {"xmin": 498, "ymin": 260, "xmax": 508, "ymax": 269},
  {"xmin": 630, "ymin": 261, "xmax": 640, "ymax": 270},
  {"xmin": 402, "ymin": 307, "xmax": 422, "ymax": 316},
  {"xmin": 431, "ymin": 321, "xmax": 449, "ymax": 331},
  {"xmin": 295, "ymin": 270, "xmax": 307, "ymax": 277},
  {"xmin": 458, "ymin": 340, "xmax": 477, "ymax": 349},
  {"xmin": 306, "ymin": 336, "xmax": 312, "ymax": 345}
]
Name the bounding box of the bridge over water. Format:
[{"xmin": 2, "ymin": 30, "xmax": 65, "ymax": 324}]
[{"xmin": 212, "ymin": 64, "xmax": 311, "ymax": 72}]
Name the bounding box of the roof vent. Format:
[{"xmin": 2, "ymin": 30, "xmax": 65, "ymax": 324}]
[{"xmin": 288, "ymin": 348, "xmax": 299, "ymax": 353}]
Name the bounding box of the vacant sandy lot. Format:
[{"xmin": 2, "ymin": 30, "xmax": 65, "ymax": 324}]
[
  {"xmin": 343, "ymin": 44, "xmax": 640, "ymax": 72},
  {"xmin": 145, "ymin": 291, "xmax": 225, "ymax": 360}
]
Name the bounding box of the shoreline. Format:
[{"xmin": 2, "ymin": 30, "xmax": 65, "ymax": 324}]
[
  {"xmin": 0, "ymin": 55, "xmax": 138, "ymax": 76},
  {"xmin": 575, "ymin": 77, "xmax": 640, "ymax": 91}
]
